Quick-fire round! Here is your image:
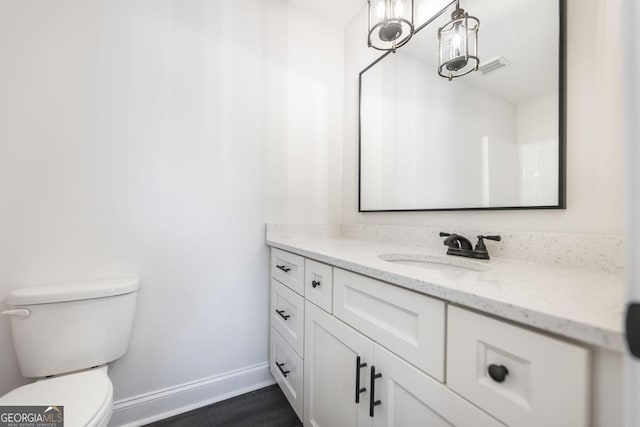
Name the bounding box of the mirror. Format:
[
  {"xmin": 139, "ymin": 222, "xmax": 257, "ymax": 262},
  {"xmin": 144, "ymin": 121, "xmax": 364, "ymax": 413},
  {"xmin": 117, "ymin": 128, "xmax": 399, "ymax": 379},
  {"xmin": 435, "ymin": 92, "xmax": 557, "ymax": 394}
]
[{"xmin": 359, "ymin": 0, "xmax": 565, "ymax": 211}]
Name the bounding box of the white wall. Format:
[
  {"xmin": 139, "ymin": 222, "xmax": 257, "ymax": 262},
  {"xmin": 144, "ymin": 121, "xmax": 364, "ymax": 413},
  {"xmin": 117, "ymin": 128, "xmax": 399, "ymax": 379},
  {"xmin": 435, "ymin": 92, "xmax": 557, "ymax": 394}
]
[
  {"xmin": 343, "ymin": 0, "xmax": 624, "ymax": 233},
  {"xmin": 264, "ymin": 4, "xmax": 344, "ymax": 224},
  {"xmin": 0, "ymin": 0, "xmax": 343, "ymax": 411}
]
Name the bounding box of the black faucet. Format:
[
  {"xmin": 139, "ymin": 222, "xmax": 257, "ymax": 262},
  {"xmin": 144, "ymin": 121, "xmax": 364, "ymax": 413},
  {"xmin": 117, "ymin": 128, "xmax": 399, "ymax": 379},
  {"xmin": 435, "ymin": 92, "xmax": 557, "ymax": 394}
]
[
  {"xmin": 439, "ymin": 232, "xmax": 473, "ymax": 250},
  {"xmin": 439, "ymin": 232, "xmax": 501, "ymax": 260}
]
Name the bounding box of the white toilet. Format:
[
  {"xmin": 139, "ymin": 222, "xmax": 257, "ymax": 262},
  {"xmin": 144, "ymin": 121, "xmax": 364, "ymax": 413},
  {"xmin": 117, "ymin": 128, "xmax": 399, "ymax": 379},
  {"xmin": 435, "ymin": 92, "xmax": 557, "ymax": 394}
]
[{"xmin": 0, "ymin": 279, "xmax": 139, "ymax": 427}]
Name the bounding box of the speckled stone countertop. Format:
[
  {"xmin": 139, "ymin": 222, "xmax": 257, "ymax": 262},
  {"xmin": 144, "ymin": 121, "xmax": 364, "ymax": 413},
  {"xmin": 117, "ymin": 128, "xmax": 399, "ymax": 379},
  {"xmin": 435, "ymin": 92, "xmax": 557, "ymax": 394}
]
[{"xmin": 266, "ymin": 235, "xmax": 625, "ymax": 352}]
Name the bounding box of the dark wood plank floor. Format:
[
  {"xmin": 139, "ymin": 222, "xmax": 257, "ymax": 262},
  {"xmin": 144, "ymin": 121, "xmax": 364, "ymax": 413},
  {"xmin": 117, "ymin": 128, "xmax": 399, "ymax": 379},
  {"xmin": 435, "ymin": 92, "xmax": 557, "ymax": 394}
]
[{"xmin": 145, "ymin": 385, "xmax": 302, "ymax": 427}]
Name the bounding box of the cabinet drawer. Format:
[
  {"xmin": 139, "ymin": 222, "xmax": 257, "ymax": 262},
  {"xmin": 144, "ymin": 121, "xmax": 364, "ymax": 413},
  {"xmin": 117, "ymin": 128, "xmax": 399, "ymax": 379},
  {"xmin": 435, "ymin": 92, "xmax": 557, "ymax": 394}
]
[
  {"xmin": 270, "ymin": 327, "xmax": 303, "ymax": 420},
  {"xmin": 271, "ymin": 248, "xmax": 305, "ymax": 295},
  {"xmin": 304, "ymin": 259, "xmax": 333, "ymax": 313},
  {"xmin": 270, "ymin": 278, "xmax": 304, "ymax": 357},
  {"xmin": 447, "ymin": 306, "xmax": 589, "ymax": 427},
  {"xmin": 333, "ymin": 268, "xmax": 446, "ymax": 381}
]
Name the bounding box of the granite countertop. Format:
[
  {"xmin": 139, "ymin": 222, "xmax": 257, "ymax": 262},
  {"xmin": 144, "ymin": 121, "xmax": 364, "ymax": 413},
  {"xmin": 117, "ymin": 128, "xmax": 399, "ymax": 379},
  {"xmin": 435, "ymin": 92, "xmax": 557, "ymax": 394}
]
[{"xmin": 266, "ymin": 236, "xmax": 625, "ymax": 351}]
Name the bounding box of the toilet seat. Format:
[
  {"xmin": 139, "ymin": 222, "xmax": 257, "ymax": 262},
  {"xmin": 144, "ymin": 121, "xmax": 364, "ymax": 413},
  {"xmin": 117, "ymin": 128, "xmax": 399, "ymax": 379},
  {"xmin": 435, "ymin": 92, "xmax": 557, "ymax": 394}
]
[{"xmin": 0, "ymin": 367, "xmax": 113, "ymax": 427}]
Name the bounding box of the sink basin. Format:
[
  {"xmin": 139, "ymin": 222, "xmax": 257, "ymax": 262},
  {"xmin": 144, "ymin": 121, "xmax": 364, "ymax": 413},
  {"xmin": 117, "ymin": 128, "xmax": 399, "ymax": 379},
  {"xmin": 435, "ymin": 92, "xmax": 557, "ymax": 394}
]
[{"xmin": 378, "ymin": 253, "xmax": 490, "ymax": 273}]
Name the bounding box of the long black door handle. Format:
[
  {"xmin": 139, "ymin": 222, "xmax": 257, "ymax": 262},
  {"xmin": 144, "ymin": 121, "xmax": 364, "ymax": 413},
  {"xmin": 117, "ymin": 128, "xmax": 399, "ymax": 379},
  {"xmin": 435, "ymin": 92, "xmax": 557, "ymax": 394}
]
[
  {"xmin": 276, "ymin": 362, "xmax": 290, "ymax": 377},
  {"xmin": 369, "ymin": 365, "xmax": 382, "ymax": 417},
  {"xmin": 355, "ymin": 356, "xmax": 368, "ymax": 403},
  {"xmin": 276, "ymin": 264, "xmax": 291, "ymax": 273},
  {"xmin": 275, "ymin": 309, "xmax": 290, "ymax": 320}
]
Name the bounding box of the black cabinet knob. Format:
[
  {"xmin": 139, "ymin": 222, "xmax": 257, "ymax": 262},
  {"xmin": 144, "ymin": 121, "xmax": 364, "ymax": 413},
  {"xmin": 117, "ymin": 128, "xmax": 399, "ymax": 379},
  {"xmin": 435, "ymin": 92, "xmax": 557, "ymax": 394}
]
[
  {"xmin": 488, "ymin": 364, "xmax": 509, "ymax": 383},
  {"xmin": 312, "ymin": 280, "xmax": 321, "ymax": 288}
]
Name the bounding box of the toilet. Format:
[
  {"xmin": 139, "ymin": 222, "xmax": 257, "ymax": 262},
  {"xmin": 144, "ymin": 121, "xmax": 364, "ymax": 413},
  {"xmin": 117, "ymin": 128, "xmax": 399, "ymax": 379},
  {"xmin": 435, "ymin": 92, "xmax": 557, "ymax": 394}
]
[{"xmin": 0, "ymin": 279, "xmax": 139, "ymax": 427}]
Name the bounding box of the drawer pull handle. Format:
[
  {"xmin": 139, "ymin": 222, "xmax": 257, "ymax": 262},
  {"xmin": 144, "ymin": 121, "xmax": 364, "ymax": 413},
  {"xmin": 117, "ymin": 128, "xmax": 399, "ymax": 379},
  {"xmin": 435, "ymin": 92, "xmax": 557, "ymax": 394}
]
[
  {"xmin": 276, "ymin": 264, "xmax": 291, "ymax": 273},
  {"xmin": 488, "ymin": 364, "xmax": 509, "ymax": 383},
  {"xmin": 276, "ymin": 362, "xmax": 290, "ymax": 377},
  {"xmin": 275, "ymin": 309, "xmax": 290, "ymax": 320},
  {"xmin": 312, "ymin": 280, "xmax": 321, "ymax": 288},
  {"xmin": 355, "ymin": 356, "xmax": 368, "ymax": 403},
  {"xmin": 369, "ymin": 365, "xmax": 382, "ymax": 417}
]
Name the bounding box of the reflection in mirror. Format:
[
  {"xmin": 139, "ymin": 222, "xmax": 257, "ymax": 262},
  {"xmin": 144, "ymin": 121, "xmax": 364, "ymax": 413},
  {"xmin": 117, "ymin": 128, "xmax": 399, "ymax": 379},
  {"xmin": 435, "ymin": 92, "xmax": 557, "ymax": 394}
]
[{"xmin": 359, "ymin": 0, "xmax": 565, "ymax": 211}]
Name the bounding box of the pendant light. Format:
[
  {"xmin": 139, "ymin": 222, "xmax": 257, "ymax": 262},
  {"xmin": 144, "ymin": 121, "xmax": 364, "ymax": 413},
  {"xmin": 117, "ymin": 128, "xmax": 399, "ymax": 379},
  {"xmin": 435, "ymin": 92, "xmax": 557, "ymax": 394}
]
[
  {"xmin": 368, "ymin": 0, "xmax": 414, "ymax": 51},
  {"xmin": 438, "ymin": 0, "xmax": 480, "ymax": 81}
]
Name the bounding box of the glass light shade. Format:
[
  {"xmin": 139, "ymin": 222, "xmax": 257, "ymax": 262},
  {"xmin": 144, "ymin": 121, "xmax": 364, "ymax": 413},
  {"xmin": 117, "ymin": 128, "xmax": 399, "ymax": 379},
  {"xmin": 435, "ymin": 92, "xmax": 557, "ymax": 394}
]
[
  {"xmin": 438, "ymin": 4, "xmax": 480, "ymax": 81},
  {"xmin": 368, "ymin": 0, "xmax": 414, "ymax": 51}
]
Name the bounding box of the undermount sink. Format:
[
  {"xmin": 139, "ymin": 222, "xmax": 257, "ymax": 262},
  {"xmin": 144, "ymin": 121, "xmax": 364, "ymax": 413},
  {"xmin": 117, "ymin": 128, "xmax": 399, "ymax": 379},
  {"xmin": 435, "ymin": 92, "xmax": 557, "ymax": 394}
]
[{"xmin": 378, "ymin": 253, "xmax": 490, "ymax": 273}]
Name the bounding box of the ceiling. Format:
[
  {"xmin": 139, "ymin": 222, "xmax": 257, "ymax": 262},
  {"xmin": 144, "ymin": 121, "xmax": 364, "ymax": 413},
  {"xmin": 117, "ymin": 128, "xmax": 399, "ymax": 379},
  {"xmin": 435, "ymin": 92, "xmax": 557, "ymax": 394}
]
[
  {"xmin": 397, "ymin": 0, "xmax": 559, "ymax": 104},
  {"xmin": 287, "ymin": 0, "xmax": 365, "ymax": 26}
]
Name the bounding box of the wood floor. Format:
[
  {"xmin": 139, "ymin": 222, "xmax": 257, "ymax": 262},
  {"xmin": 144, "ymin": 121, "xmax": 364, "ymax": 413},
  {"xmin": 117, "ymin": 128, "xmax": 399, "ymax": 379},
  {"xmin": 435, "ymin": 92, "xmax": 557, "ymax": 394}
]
[{"xmin": 145, "ymin": 385, "xmax": 302, "ymax": 427}]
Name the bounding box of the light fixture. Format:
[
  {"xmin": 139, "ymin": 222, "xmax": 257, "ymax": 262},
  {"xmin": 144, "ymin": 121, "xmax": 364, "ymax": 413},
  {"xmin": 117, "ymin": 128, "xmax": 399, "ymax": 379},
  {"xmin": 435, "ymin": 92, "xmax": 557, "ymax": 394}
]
[
  {"xmin": 438, "ymin": 0, "xmax": 480, "ymax": 81},
  {"xmin": 368, "ymin": 0, "xmax": 414, "ymax": 51}
]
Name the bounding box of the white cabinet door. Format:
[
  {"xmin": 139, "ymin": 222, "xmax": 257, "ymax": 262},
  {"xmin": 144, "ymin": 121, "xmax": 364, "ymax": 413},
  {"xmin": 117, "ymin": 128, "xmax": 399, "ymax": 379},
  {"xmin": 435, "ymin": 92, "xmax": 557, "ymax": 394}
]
[
  {"xmin": 371, "ymin": 344, "xmax": 503, "ymax": 427},
  {"xmin": 304, "ymin": 301, "xmax": 373, "ymax": 427}
]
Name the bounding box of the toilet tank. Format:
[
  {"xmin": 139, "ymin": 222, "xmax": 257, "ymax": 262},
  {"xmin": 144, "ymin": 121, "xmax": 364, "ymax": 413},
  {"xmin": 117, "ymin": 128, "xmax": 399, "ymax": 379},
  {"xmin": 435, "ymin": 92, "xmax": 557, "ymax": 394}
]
[{"xmin": 3, "ymin": 279, "xmax": 139, "ymax": 378}]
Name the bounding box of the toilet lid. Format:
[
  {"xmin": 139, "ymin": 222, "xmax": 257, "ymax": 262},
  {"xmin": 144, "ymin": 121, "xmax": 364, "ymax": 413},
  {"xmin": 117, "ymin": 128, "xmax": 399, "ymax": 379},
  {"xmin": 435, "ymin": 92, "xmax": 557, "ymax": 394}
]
[{"xmin": 0, "ymin": 368, "xmax": 113, "ymax": 426}]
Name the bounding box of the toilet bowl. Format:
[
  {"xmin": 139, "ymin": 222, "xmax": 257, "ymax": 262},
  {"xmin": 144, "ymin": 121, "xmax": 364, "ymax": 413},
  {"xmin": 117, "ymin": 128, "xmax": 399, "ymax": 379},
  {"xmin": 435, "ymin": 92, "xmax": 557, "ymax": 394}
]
[
  {"xmin": 1, "ymin": 279, "xmax": 139, "ymax": 427},
  {"xmin": 0, "ymin": 366, "xmax": 113, "ymax": 427}
]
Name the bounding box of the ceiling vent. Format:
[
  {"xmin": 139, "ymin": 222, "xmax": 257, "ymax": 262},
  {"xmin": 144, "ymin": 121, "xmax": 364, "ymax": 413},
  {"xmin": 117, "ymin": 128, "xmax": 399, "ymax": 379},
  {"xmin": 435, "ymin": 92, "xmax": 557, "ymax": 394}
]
[{"xmin": 479, "ymin": 56, "xmax": 511, "ymax": 75}]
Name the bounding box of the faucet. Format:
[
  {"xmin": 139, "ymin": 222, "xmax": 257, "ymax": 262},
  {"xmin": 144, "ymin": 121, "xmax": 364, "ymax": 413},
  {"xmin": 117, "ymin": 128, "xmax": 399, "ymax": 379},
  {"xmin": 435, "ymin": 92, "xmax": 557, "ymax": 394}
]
[
  {"xmin": 439, "ymin": 232, "xmax": 473, "ymax": 250},
  {"xmin": 439, "ymin": 232, "xmax": 501, "ymax": 260}
]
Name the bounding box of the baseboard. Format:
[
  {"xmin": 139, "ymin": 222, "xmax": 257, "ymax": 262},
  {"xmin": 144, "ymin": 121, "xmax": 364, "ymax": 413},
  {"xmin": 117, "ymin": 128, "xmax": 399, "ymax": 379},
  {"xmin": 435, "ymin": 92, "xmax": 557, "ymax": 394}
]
[{"xmin": 109, "ymin": 362, "xmax": 275, "ymax": 427}]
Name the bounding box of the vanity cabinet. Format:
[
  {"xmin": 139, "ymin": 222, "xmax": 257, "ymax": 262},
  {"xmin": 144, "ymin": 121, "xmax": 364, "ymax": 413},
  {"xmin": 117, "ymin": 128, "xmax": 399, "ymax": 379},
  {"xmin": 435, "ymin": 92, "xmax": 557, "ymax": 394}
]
[
  {"xmin": 268, "ymin": 248, "xmax": 590, "ymax": 426},
  {"xmin": 304, "ymin": 302, "xmax": 503, "ymax": 427}
]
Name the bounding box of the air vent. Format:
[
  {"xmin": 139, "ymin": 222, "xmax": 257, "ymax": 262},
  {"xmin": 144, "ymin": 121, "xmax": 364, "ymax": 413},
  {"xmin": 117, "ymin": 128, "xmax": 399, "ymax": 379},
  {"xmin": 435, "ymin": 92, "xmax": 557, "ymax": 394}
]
[{"xmin": 479, "ymin": 56, "xmax": 511, "ymax": 75}]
